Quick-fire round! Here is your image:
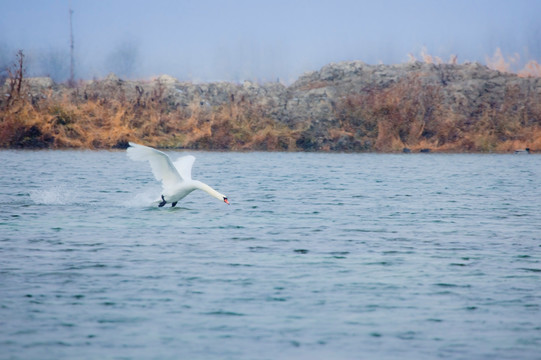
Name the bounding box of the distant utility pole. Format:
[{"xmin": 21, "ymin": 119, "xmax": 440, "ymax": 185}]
[{"xmin": 69, "ymin": 1, "xmax": 75, "ymax": 86}]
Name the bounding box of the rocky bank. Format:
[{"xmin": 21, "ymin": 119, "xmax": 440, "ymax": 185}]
[{"xmin": 4, "ymin": 61, "xmax": 541, "ymax": 151}]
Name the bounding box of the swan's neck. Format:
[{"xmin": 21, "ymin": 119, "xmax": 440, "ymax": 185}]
[{"xmin": 193, "ymin": 180, "xmax": 224, "ymax": 201}]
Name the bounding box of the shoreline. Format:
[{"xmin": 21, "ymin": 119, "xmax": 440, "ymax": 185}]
[{"xmin": 2, "ymin": 61, "xmax": 540, "ymax": 153}]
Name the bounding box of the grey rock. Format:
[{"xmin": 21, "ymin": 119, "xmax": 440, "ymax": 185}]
[{"xmin": 7, "ymin": 61, "xmax": 541, "ymax": 148}]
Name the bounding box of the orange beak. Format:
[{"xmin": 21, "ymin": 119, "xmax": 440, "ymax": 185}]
[{"xmin": 224, "ymin": 197, "xmax": 230, "ymax": 205}]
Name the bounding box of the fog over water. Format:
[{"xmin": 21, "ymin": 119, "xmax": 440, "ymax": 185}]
[{"xmin": 1, "ymin": 0, "xmax": 540, "ymax": 82}]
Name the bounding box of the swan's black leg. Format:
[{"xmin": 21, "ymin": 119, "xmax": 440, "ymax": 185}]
[
  {"xmin": 159, "ymin": 195, "xmax": 166, "ymax": 207},
  {"xmin": 171, "ymin": 202, "xmax": 178, "ymax": 207}
]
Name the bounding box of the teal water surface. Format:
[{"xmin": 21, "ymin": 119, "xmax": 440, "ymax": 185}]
[{"xmin": 1, "ymin": 150, "xmax": 540, "ymax": 359}]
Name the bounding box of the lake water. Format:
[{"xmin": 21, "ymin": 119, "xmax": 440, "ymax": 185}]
[{"xmin": 0, "ymin": 150, "xmax": 540, "ymax": 359}]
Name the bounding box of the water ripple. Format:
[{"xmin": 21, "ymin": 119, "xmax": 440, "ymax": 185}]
[{"xmin": 0, "ymin": 151, "xmax": 540, "ymax": 359}]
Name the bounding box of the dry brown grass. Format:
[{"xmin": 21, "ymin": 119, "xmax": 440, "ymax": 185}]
[
  {"xmin": 336, "ymin": 74, "xmax": 445, "ymax": 151},
  {"xmin": 486, "ymin": 48, "xmax": 541, "ymax": 78},
  {"xmin": 334, "ymin": 74, "xmax": 541, "ymax": 152},
  {"xmin": 1, "ymin": 66, "xmax": 540, "ymax": 152},
  {"xmin": 0, "ymin": 83, "xmax": 301, "ymax": 150}
]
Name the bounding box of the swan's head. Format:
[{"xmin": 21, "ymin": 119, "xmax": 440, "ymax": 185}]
[{"xmin": 194, "ymin": 181, "xmax": 229, "ymax": 205}]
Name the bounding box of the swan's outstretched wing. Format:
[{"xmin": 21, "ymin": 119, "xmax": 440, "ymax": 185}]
[
  {"xmin": 127, "ymin": 143, "xmax": 183, "ymax": 188},
  {"xmin": 173, "ymin": 155, "xmax": 195, "ymax": 181}
]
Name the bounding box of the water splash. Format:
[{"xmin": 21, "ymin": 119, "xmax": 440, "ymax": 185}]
[
  {"xmin": 122, "ymin": 188, "xmax": 160, "ymax": 208},
  {"xmin": 29, "ymin": 186, "xmax": 77, "ymax": 205}
]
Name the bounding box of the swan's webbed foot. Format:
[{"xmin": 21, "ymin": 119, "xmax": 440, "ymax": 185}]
[
  {"xmin": 171, "ymin": 202, "xmax": 178, "ymax": 207},
  {"xmin": 159, "ymin": 195, "xmax": 166, "ymax": 207}
]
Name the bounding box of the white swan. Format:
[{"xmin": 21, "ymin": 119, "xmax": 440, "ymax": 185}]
[{"xmin": 127, "ymin": 142, "xmax": 229, "ymax": 207}]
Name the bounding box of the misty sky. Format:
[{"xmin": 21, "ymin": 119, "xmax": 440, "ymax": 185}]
[{"xmin": 1, "ymin": 0, "xmax": 540, "ymax": 83}]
